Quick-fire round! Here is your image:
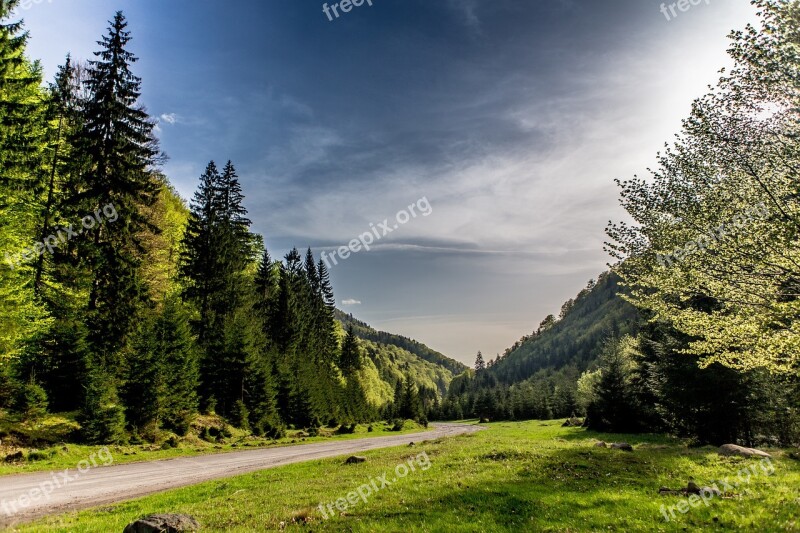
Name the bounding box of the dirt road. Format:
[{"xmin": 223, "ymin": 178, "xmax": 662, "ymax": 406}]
[{"xmin": 0, "ymin": 423, "xmax": 480, "ymax": 527}]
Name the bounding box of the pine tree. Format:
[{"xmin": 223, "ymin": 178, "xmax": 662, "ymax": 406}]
[
  {"xmin": 34, "ymin": 55, "xmax": 78, "ymax": 294},
  {"xmin": 124, "ymin": 296, "xmax": 199, "ymax": 436},
  {"xmin": 474, "ymin": 351, "xmax": 485, "ymax": 372},
  {"xmin": 80, "ymin": 368, "xmax": 126, "ymax": 444},
  {"xmin": 72, "ymin": 11, "xmax": 159, "ymax": 367},
  {"xmin": 340, "ymin": 324, "xmax": 361, "ymax": 373}
]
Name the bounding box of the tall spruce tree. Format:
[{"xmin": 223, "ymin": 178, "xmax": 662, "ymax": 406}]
[
  {"xmin": 73, "ymin": 11, "xmax": 159, "ymax": 365},
  {"xmin": 68, "ymin": 12, "xmax": 159, "ymax": 439}
]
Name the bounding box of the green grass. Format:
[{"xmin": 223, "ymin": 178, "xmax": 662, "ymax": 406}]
[
  {"xmin": 17, "ymin": 420, "xmax": 800, "ymax": 532},
  {"xmin": 0, "ymin": 416, "xmax": 428, "ymax": 476}
]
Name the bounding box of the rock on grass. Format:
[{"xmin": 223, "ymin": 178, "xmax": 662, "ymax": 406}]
[
  {"xmin": 718, "ymin": 444, "xmax": 771, "ymax": 458},
  {"xmin": 123, "ymin": 513, "xmax": 200, "ymax": 532}
]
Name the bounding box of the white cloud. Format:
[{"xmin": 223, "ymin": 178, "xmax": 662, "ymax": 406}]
[
  {"xmin": 342, "ymin": 299, "xmax": 361, "ymax": 306},
  {"xmin": 160, "ymin": 113, "xmax": 178, "ymax": 124}
]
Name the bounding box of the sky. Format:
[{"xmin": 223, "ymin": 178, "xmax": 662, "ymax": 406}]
[{"xmin": 16, "ymin": 0, "xmax": 759, "ymax": 365}]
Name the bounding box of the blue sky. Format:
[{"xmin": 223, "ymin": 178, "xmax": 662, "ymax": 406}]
[{"xmin": 18, "ymin": 0, "xmax": 758, "ymax": 364}]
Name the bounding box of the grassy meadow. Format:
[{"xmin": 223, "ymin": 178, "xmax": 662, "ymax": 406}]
[{"xmin": 16, "ymin": 420, "xmax": 800, "ymax": 532}]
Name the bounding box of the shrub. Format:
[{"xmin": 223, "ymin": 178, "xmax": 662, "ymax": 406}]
[
  {"xmin": 231, "ymin": 400, "xmax": 250, "ymax": 431},
  {"xmin": 16, "ymin": 380, "xmax": 48, "ymax": 421},
  {"xmin": 336, "ymin": 423, "xmax": 356, "ymax": 434}
]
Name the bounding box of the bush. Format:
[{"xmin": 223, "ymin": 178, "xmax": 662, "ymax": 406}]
[
  {"xmin": 202, "ymin": 396, "xmax": 216, "ymax": 416},
  {"xmin": 161, "ymin": 435, "xmax": 179, "ymax": 449},
  {"xmin": 80, "ymin": 372, "xmax": 127, "ymax": 445},
  {"xmin": 336, "ymin": 423, "xmax": 356, "ymax": 435},
  {"xmin": 391, "ymin": 419, "xmax": 405, "ymax": 432},
  {"xmin": 231, "ymin": 400, "xmax": 250, "ymax": 431},
  {"xmin": 166, "ymin": 412, "xmax": 193, "ymax": 437},
  {"xmin": 27, "ymin": 449, "xmax": 55, "ymax": 462},
  {"xmin": 16, "ymin": 380, "xmax": 48, "ymax": 421},
  {"xmin": 263, "ymin": 422, "xmax": 285, "ymax": 440}
]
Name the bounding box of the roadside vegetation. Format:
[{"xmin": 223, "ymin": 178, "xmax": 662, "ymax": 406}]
[{"xmin": 0, "ymin": 412, "xmax": 427, "ymax": 476}]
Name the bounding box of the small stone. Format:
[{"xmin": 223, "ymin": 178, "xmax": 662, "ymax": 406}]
[
  {"xmin": 123, "ymin": 513, "xmax": 200, "ymax": 533},
  {"xmin": 594, "ymin": 441, "xmax": 607, "ymax": 448},
  {"xmin": 610, "ymin": 442, "xmax": 633, "ymax": 452}
]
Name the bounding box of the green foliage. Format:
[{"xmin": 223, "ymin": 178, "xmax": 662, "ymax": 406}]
[
  {"xmin": 576, "ymin": 368, "xmax": 601, "ymax": 412},
  {"xmin": 123, "ymin": 296, "xmax": 199, "ymax": 435},
  {"xmin": 69, "ymin": 12, "xmax": 159, "ymax": 366},
  {"xmin": 585, "ymin": 337, "xmax": 642, "ymax": 433},
  {"xmin": 607, "ymin": 0, "xmax": 800, "ymax": 374},
  {"xmin": 80, "ymin": 370, "xmax": 126, "ymax": 445},
  {"xmin": 231, "ymin": 400, "xmax": 250, "ymax": 431},
  {"xmin": 15, "ymin": 379, "xmax": 48, "ymax": 420},
  {"xmin": 0, "ymin": 0, "xmax": 50, "ymax": 361}
]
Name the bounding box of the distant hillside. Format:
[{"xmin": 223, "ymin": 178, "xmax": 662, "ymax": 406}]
[
  {"xmin": 489, "ymin": 271, "xmax": 639, "ymax": 384},
  {"xmin": 335, "ymin": 310, "xmax": 468, "ymax": 376}
]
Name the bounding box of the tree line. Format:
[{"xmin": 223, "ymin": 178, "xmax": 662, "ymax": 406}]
[{"xmin": 0, "ymin": 3, "xmax": 429, "ymax": 443}]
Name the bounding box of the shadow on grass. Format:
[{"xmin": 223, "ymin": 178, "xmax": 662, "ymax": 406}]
[{"xmin": 339, "ymin": 442, "xmax": 794, "ymax": 532}]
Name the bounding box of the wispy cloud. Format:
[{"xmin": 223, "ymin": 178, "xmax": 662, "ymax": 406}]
[
  {"xmin": 342, "ymin": 299, "xmax": 361, "ymax": 306},
  {"xmin": 160, "ymin": 112, "xmax": 178, "ymax": 124}
]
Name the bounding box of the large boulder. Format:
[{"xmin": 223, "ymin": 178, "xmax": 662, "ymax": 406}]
[
  {"xmin": 718, "ymin": 444, "xmax": 771, "ymax": 458},
  {"xmin": 123, "ymin": 514, "xmax": 200, "ymax": 533}
]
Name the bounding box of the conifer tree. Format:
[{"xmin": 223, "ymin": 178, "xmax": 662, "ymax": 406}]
[
  {"xmin": 72, "ymin": 11, "xmax": 159, "ymax": 366},
  {"xmin": 124, "ymin": 296, "xmax": 199, "ymax": 435},
  {"xmin": 474, "ymin": 351, "xmax": 486, "ymax": 371},
  {"xmin": 340, "ymin": 325, "xmax": 361, "ymax": 373}
]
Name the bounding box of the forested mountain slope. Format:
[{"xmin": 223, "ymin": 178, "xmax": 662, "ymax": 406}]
[
  {"xmin": 489, "ymin": 272, "xmax": 638, "ymax": 385},
  {"xmin": 335, "ymin": 310, "xmax": 467, "ymax": 376},
  {"xmin": 335, "ymin": 311, "xmax": 466, "ymax": 396},
  {"xmin": 437, "ymin": 272, "xmax": 639, "ymax": 421}
]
